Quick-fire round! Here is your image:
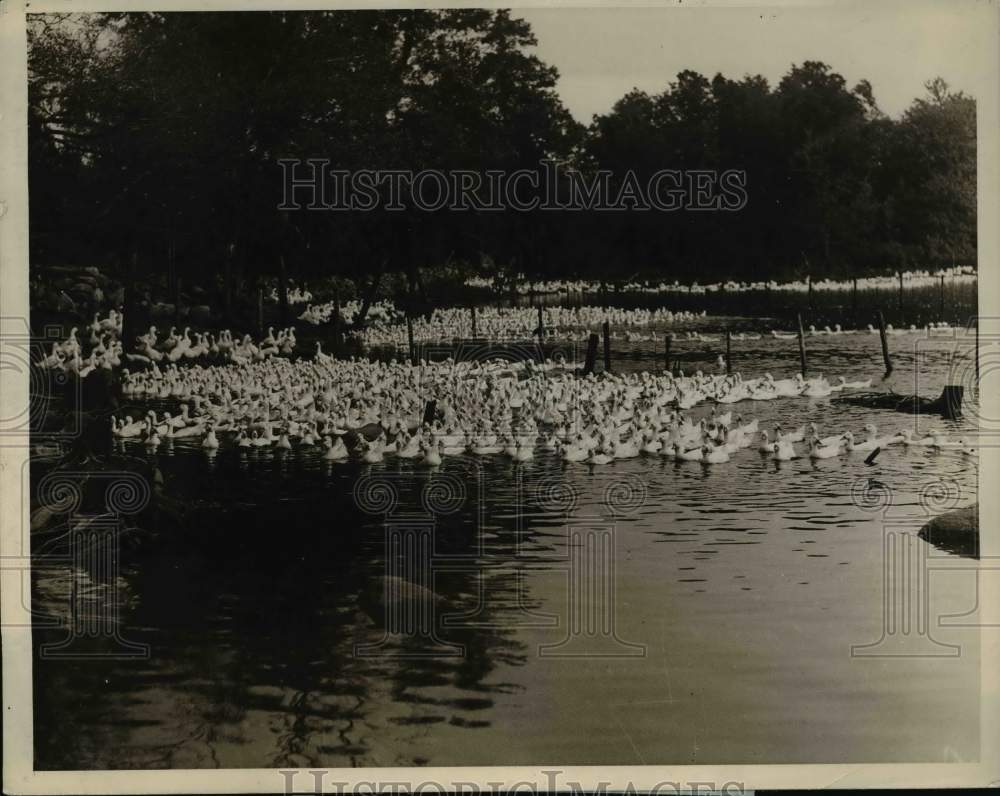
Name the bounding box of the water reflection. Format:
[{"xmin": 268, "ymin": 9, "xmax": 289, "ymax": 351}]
[{"xmin": 31, "ymin": 331, "xmax": 981, "ymax": 768}]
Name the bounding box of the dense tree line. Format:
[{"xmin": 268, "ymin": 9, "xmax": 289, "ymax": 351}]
[{"xmin": 28, "ymin": 11, "xmax": 976, "ymax": 316}]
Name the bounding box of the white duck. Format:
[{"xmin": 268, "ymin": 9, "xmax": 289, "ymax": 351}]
[
  {"xmin": 902, "ymin": 429, "xmax": 934, "ymax": 446},
  {"xmin": 702, "ymin": 444, "xmax": 730, "ymax": 464},
  {"xmin": 420, "ymin": 440, "xmax": 443, "ymax": 467},
  {"xmin": 837, "ymin": 376, "xmax": 872, "ymax": 390},
  {"xmin": 773, "ymin": 440, "xmax": 800, "ymax": 460},
  {"xmin": 361, "ymin": 438, "xmax": 384, "ymax": 464},
  {"xmin": 323, "ymin": 435, "xmax": 349, "ymax": 460},
  {"xmin": 808, "ymin": 423, "xmax": 845, "ymax": 448},
  {"xmin": 511, "ymin": 439, "xmax": 534, "ymax": 462},
  {"xmin": 809, "ymin": 436, "xmax": 843, "ymax": 459},
  {"xmin": 674, "ymin": 443, "xmax": 703, "ymax": 462},
  {"xmin": 776, "ymin": 423, "xmax": 806, "ymax": 443}
]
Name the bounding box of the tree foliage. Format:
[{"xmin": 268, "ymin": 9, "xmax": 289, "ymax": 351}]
[{"xmin": 28, "ymin": 13, "xmax": 977, "ymax": 302}]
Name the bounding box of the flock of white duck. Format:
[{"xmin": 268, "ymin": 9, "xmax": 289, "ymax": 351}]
[
  {"xmin": 466, "ymin": 266, "xmax": 976, "ymax": 295},
  {"xmin": 268, "ymin": 285, "xmax": 313, "ymax": 305},
  {"xmin": 127, "ymin": 325, "xmax": 298, "ymax": 366},
  {"xmin": 298, "ymin": 299, "xmax": 398, "ymax": 327},
  {"xmin": 771, "ymin": 321, "xmax": 956, "ymax": 339},
  {"xmin": 294, "ymin": 298, "xmax": 959, "ymax": 349},
  {"xmin": 35, "ymin": 302, "xmax": 966, "ymax": 388},
  {"xmin": 350, "ymin": 305, "xmax": 708, "ymax": 347},
  {"xmin": 110, "ymin": 355, "xmax": 978, "ymax": 465},
  {"xmin": 36, "ymin": 312, "xmax": 302, "ymax": 376},
  {"xmin": 36, "ymin": 310, "xmax": 125, "ymax": 376}
]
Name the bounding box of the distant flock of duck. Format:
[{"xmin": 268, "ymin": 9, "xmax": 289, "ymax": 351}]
[
  {"xmin": 465, "ymin": 266, "xmax": 976, "ymax": 296},
  {"xmin": 350, "ymin": 305, "xmax": 708, "ymax": 347},
  {"xmin": 776, "ymin": 321, "xmax": 955, "ymax": 339},
  {"xmin": 299, "ymin": 299, "xmax": 398, "ymax": 327},
  {"xmin": 35, "ymin": 301, "xmax": 965, "ymax": 386},
  {"xmin": 268, "ymin": 285, "xmax": 313, "ymax": 305},
  {"xmin": 110, "ymin": 355, "xmax": 977, "ymax": 465}
]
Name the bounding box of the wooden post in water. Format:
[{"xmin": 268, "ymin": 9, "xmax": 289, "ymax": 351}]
[
  {"xmin": 665, "ymin": 334, "xmax": 672, "ymax": 373},
  {"xmin": 807, "ymin": 278, "xmax": 814, "ymax": 311},
  {"xmin": 796, "ymin": 313, "xmax": 808, "ymax": 376},
  {"xmin": 877, "ymin": 310, "xmax": 893, "ymax": 374},
  {"xmin": 939, "ymin": 385, "xmax": 964, "ymax": 420},
  {"xmin": 602, "ymin": 320, "xmax": 612, "ymax": 372},
  {"xmin": 584, "ymin": 333, "xmax": 599, "ymax": 375},
  {"xmin": 725, "ymin": 330, "xmax": 732, "ymax": 375},
  {"xmin": 256, "ymin": 287, "xmax": 264, "ymax": 337},
  {"xmin": 407, "ymin": 314, "xmax": 416, "ymax": 366}
]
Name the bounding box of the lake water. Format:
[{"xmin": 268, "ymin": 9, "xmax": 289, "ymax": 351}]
[{"xmin": 31, "ymin": 325, "xmax": 982, "ymax": 769}]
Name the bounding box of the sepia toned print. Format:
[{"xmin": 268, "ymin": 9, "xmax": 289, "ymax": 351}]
[{"xmin": 2, "ymin": 1, "xmax": 999, "ymax": 793}]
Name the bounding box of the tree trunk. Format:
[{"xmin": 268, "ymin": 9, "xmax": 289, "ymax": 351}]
[
  {"xmin": 170, "ymin": 237, "xmax": 181, "ymax": 326},
  {"xmin": 414, "ymin": 265, "xmax": 429, "ymax": 312},
  {"xmin": 354, "ymin": 259, "xmax": 386, "ymax": 330},
  {"xmin": 278, "ymin": 254, "xmax": 289, "ymax": 328},
  {"xmin": 122, "ymin": 248, "xmax": 138, "ymax": 346},
  {"xmin": 224, "ymin": 243, "xmax": 233, "ymax": 324}
]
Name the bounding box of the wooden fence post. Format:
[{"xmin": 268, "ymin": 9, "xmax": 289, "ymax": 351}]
[
  {"xmin": 939, "ymin": 385, "xmax": 963, "ymax": 420},
  {"xmin": 975, "ymin": 317, "xmax": 980, "ymax": 386},
  {"xmin": 797, "ymin": 313, "xmax": 808, "ymax": 376},
  {"xmin": 256, "ymin": 287, "xmax": 264, "ymax": 337},
  {"xmin": 602, "ymin": 320, "xmax": 612, "ymax": 372},
  {"xmin": 584, "ymin": 333, "xmax": 599, "ymax": 375},
  {"xmin": 877, "ymin": 310, "xmax": 893, "ymax": 374},
  {"xmin": 407, "ymin": 314, "xmax": 416, "ymax": 366}
]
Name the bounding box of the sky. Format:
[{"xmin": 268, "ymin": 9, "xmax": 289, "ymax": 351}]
[{"xmin": 516, "ymin": 0, "xmax": 996, "ymax": 123}]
